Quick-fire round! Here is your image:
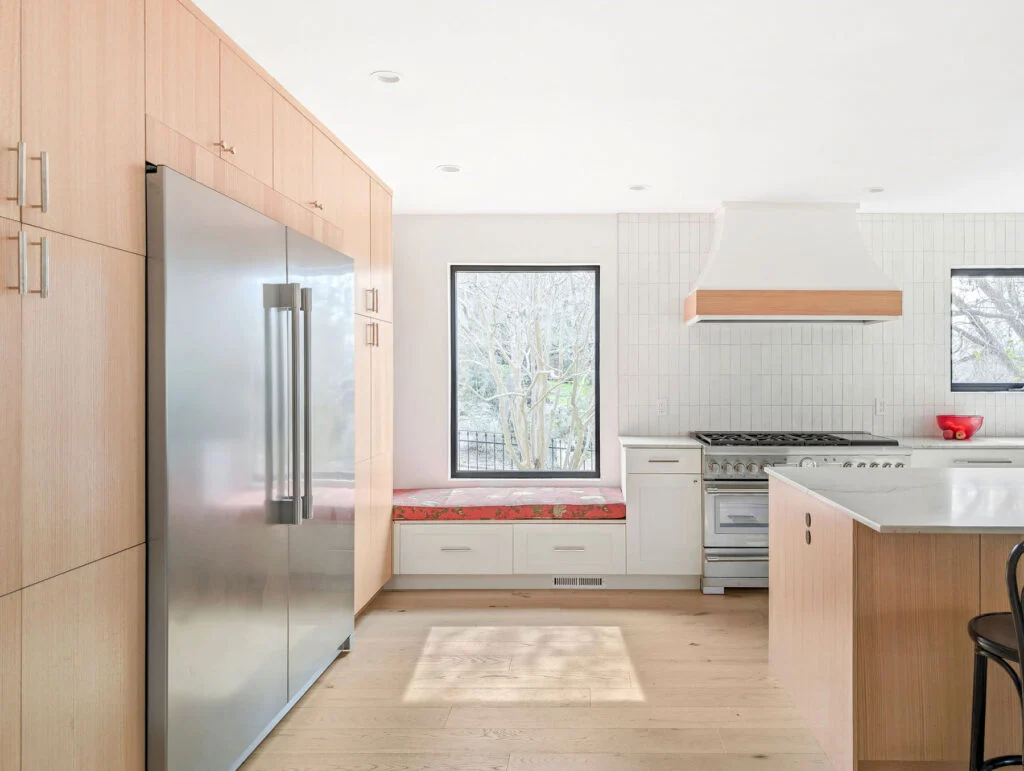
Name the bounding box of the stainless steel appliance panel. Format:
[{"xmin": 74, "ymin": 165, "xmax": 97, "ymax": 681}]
[
  {"xmin": 148, "ymin": 167, "xmax": 290, "ymax": 771},
  {"xmin": 703, "ymin": 482, "xmax": 769, "ymax": 548},
  {"xmin": 284, "ymin": 227, "xmax": 356, "ymax": 700}
]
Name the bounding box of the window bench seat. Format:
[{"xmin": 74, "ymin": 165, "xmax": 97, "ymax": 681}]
[{"xmin": 392, "ymin": 487, "xmax": 626, "ymax": 521}]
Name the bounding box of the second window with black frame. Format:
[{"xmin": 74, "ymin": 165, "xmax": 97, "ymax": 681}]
[
  {"xmin": 450, "ymin": 265, "xmax": 600, "ymax": 479},
  {"xmin": 951, "ymin": 267, "xmax": 1024, "ymax": 391}
]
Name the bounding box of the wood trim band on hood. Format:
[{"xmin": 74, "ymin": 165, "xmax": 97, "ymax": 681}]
[{"xmin": 684, "ymin": 289, "xmax": 903, "ymax": 321}]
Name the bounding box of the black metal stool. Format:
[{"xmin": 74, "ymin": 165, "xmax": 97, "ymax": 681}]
[{"xmin": 969, "ymin": 540, "xmax": 1024, "ymax": 771}]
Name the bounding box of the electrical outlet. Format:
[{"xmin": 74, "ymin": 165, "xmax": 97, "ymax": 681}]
[
  {"xmin": 656, "ymin": 398, "xmax": 668, "ymax": 416},
  {"xmin": 873, "ymin": 398, "xmax": 886, "ymax": 417}
]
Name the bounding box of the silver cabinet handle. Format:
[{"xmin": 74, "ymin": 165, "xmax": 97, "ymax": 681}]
[
  {"xmin": 36, "ymin": 151, "xmax": 48, "ymax": 213},
  {"xmin": 705, "ymin": 553, "xmax": 768, "ymax": 563},
  {"xmin": 554, "ymin": 546, "xmax": 586, "ymax": 551},
  {"xmin": 375, "ymin": 322, "xmax": 380, "ymax": 347},
  {"xmin": 648, "ymin": 459, "xmax": 680, "ymax": 463},
  {"xmin": 374, "ymin": 288, "xmax": 380, "ymax": 313},
  {"xmin": 953, "ymin": 458, "xmax": 1013, "ymax": 465},
  {"xmin": 441, "ymin": 546, "xmax": 471, "ymax": 552},
  {"xmin": 17, "ymin": 231, "xmax": 27, "ymax": 295},
  {"xmin": 301, "ymin": 287, "xmax": 313, "ymax": 519},
  {"xmin": 365, "ymin": 288, "xmax": 375, "ymax": 313},
  {"xmin": 16, "ymin": 141, "xmax": 25, "ymax": 207},
  {"xmin": 30, "ymin": 236, "xmax": 48, "ymax": 298},
  {"xmin": 365, "ymin": 321, "xmax": 375, "ymax": 346}
]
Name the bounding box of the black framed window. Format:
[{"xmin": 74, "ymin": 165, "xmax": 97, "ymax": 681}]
[
  {"xmin": 951, "ymin": 267, "xmax": 1024, "ymax": 391},
  {"xmin": 450, "ymin": 265, "xmax": 600, "ymax": 479}
]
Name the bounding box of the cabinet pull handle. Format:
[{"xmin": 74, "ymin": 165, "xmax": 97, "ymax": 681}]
[
  {"xmin": 301, "ymin": 287, "xmax": 313, "ymax": 519},
  {"xmin": 16, "ymin": 141, "xmax": 25, "ymax": 206},
  {"xmin": 554, "ymin": 546, "xmax": 586, "ymax": 551},
  {"xmin": 214, "ymin": 140, "xmax": 237, "ymax": 155},
  {"xmin": 365, "ymin": 321, "xmax": 375, "ymax": 346},
  {"xmin": 953, "ymin": 458, "xmax": 1012, "ymax": 465},
  {"xmin": 374, "ymin": 322, "xmax": 380, "ymax": 347},
  {"xmin": 17, "ymin": 231, "xmax": 27, "ymax": 295},
  {"xmin": 374, "ymin": 288, "xmax": 380, "ymax": 313},
  {"xmin": 365, "ymin": 288, "xmax": 375, "ymax": 313},
  {"xmin": 309, "ymin": 200, "xmax": 325, "ymax": 211},
  {"xmin": 441, "ymin": 546, "xmax": 471, "ymax": 552},
  {"xmin": 647, "ymin": 459, "xmax": 680, "ymax": 463},
  {"xmin": 35, "ymin": 150, "xmax": 48, "ymax": 213},
  {"xmin": 28, "ymin": 236, "xmax": 49, "ymax": 299}
]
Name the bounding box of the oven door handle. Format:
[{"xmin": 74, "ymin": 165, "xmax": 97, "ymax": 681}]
[
  {"xmin": 704, "ymin": 486, "xmax": 769, "ymax": 495},
  {"xmin": 705, "ymin": 553, "xmax": 769, "ymax": 562}
]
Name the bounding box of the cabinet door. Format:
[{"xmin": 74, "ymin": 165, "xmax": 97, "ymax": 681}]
[
  {"xmin": 314, "ymin": 132, "xmax": 371, "ymax": 300},
  {"xmin": 22, "ymin": 546, "xmax": 145, "ymax": 771},
  {"xmin": 354, "ymin": 315, "xmax": 373, "ymax": 464},
  {"xmin": 219, "ymin": 43, "xmax": 273, "ymax": 186},
  {"xmin": 353, "ymin": 456, "xmax": 374, "ymax": 612},
  {"xmin": 272, "ymin": 91, "xmax": 314, "ymax": 207},
  {"xmin": 371, "ymin": 321, "xmax": 394, "ymax": 458},
  {"xmin": 145, "ymin": 0, "xmax": 219, "ymax": 151},
  {"xmin": 369, "ymin": 180, "xmax": 393, "ymax": 321},
  {"xmin": 21, "ymin": 227, "xmax": 145, "ymax": 586},
  {"xmin": 0, "ymin": 591, "xmax": 19, "ymax": 771},
  {"xmin": 370, "ymin": 449, "xmax": 394, "ymax": 592},
  {"xmin": 625, "ymin": 472, "xmax": 702, "ymax": 575},
  {"xmin": 0, "ymin": 220, "xmax": 21, "ymax": 596},
  {"xmin": 0, "ymin": 0, "xmax": 19, "ymax": 222},
  {"xmin": 21, "ymin": 0, "xmax": 146, "ymax": 255}
]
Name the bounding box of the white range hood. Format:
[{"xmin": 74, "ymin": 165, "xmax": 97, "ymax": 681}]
[{"xmin": 684, "ymin": 202, "xmax": 902, "ymax": 324}]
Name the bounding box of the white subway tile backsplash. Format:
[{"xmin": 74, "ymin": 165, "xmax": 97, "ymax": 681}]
[{"xmin": 617, "ymin": 213, "xmax": 1024, "ymax": 438}]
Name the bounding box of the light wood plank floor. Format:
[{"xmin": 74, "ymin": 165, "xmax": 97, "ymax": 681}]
[{"xmin": 242, "ymin": 589, "xmax": 833, "ymax": 771}]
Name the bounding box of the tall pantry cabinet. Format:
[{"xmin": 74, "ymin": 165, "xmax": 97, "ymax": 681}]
[{"xmin": 0, "ymin": 0, "xmax": 147, "ymax": 769}]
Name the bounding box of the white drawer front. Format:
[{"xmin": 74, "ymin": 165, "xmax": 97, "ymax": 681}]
[
  {"xmin": 513, "ymin": 523, "xmax": 626, "ymax": 574},
  {"xmin": 911, "ymin": 448, "xmax": 1024, "ymax": 468},
  {"xmin": 399, "ymin": 524, "xmax": 514, "ymax": 575},
  {"xmin": 624, "ymin": 447, "xmax": 702, "ymax": 474}
]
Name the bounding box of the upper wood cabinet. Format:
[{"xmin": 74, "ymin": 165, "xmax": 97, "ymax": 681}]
[
  {"xmin": 273, "ymin": 92, "xmax": 314, "ymax": 208},
  {"xmin": 0, "ymin": 220, "xmax": 21, "ymax": 597},
  {"xmin": 22, "ymin": 546, "xmax": 145, "ymax": 771},
  {"xmin": 20, "ymin": 227, "xmax": 145, "ymax": 586},
  {"xmin": 219, "ymin": 44, "xmax": 274, "ymax": 187},
  {"xmin": 145, "ymin": 0, "xmax": 220, "ymax": 152},
  {"xmin": 313, "ymin": 129, "xmax": 371, "ymax": 275},
  {"xmin": 370, "ymin": 181, "xmax": 393, "ymax": 322},
  {"xmin": 20, "ymin": 0, "xmax": 146, "ymax": 255},
  {"xmin": 0, "ymin": 591, "xmax": 19, "ymax": 771},
  {"xmin": 0, "ymin": 0, "xmax": 19, "ymax": 223}
]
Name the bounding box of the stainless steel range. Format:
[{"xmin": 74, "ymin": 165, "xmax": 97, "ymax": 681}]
[{"xmin": 693, "ymin": 431, "xmax": 910, "ymax": 594}]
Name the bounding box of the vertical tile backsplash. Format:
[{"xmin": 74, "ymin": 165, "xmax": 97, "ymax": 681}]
[{"xmin": 618, "ymin": 213, "xmax": 1024, "ymax": 438}]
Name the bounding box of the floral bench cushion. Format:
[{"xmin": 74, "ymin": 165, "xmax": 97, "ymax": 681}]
[{"xmin": 392, "ymin": 487, "xmax": 626, "ymax": 521}]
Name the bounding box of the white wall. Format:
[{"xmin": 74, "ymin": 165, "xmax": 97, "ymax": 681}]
[
  {"xmin": 393, "ymin": 215, "xmax": 619, "ymax": 489},
  {"xmin": 619, "ymin": 213, "xmax": 1024, "ymax": 437}
]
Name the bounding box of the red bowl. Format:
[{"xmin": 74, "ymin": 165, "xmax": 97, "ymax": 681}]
[{"xmin": 936, "ymin": 415, "xmax": 983, "ymax": 440}]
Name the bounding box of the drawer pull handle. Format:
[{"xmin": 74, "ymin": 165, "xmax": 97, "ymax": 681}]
[
  {"xmin": 440, "ymin": 546, "xmax": 471, "ymax": 552},
  {"xmin": 953, "ymin": 459, "xmax": 1012, "ymax": 465},
  {"xmin": 648, "ymin": 459, "xmax": 680, "ymax": 463},
  {"xmin": 553, "ymin": 546, "xmax": 586, "ymax": 551}
]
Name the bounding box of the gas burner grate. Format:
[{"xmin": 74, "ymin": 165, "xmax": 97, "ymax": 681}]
[{"xmin": 692, "ymin": 431, "xmax": 851, "ymax": 447}]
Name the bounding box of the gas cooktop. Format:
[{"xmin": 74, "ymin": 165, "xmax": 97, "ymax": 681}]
[{"xmin": 692, "ymin": 431, "xmax": 900, "ymax": 448}]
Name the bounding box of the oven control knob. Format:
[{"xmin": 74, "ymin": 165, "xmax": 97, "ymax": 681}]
[
  {"xmin": 722, "ymin": 463, "xmax": 733, "ymax": 473},
  {"xmin": 747, "ymin": 463, "xmax": 757, "ymax": 473},
  {"xmin": 798, "ymin": 457, "xmax": 816, "ymax": 468},
  {"xmin": 895, "ymin": 462, "xmax": 905, "ymax": 468},
  {"xmin": 856, "ymin": 462, "xmax": 867, "ymax": 468},
  {"xmin": 842, "ymin": 461, "xmax": 853, "ymax": 468},
  {"xmin": 760, "ymin": 462, "xmax": 772, "ymax": 471},
  {"xmin": 708, "ymin": 462, "xmax": 720, "ymax": 473},
  {"xmin": 882, "ymin": 462, "xmax": 892, "ymax": 468}
]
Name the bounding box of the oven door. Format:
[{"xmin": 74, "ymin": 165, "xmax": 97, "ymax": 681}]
[{"xmin": 703, "ymin": 481, "xmax": 769, "ymax": 548}]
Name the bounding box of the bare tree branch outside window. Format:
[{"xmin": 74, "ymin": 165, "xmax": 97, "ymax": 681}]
[
  {"xmin": 450, "ymin": 266, "xmax": 599, "ymax": 477},
  {"xmin": 951, "ymin": 269, "xmax": 1024, "ymax": 390}
]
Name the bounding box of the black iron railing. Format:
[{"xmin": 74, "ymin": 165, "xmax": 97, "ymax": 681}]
[{"xmin": 455, "ymin": 429, "xmax": 596, "ymax": 472}]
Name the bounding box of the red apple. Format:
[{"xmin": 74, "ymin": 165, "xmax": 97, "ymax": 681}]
[
  {"xmin": 955, "ymin": 430, "xmax": 967, "ymax": 440},
  {"xmin": 942, "ymin": 429, "xmax": 954, "ymax": 440}
]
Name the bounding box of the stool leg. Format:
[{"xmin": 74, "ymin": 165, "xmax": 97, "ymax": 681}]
[{"xmin": 970, "ymin": 650, "xmax": 988, "ymax": 771}]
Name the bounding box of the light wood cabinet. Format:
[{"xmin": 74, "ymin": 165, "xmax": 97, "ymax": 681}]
[
  {"xmin": 370, "ymin": 180, "xmax": 393, "ymax": 321},
  {"xmin": 22, "ymin": 546, "xmax": 145, "ymax": 771},
  {"xmin": 20, "ymin": 227, "xmax": 145, "ymax": 586},
  {"xmin": 145, "ymin": 0, "xmax": 220, "ymax": 152},
  {"xmin": 21, "ymin": 0, "xmax": 146, "ymax": 255},
  {"xmin": 353, "ymin": 456, "xmax": 374, "ymax": 611},
  {"xmin": 354, "ymin": 315, "xmax": 373, "ymax": 464},
  {"xmin": 0, "ymin": 0, "xmax": 19, "ymax": 223},
  {"xmin": 372, "ymin": 321, "xmax": 394, "ymax": 458},
  {"xmin": 0, "ymin": 591, "xmax": 19, "ymax": 771},
  {"xmin": 272, "ymin": 91, "xmax": 314, "ymax": 207},
  {"xmin": 219, "ymin": 43, "xmax": 274, "ymax": 187},
  {"xmin": 370, "ymin": 450, "xmax": 394, "ymax": 595},
  {"xmin": 0, "ymin": 220, "xmax": 21, "ymax": 598},
  {"xmin": 313, "ymin": 131, "xmax": 372, "ymax": 287}
]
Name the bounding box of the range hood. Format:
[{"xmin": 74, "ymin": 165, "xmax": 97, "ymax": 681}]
[{"xmin": 684, "ymin": 202, "xmax": 902, "ymax": 324}]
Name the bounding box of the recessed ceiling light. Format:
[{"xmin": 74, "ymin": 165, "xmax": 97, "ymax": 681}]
[
  {"xmin": 436, "ymin": 164, "xmax": 461, "ymax": 173},
  {"xmin": 370, "ymin": 70, "xmax": 402, "ymax": 84},
  {"xmin": 866, "ymin": 186, "xmax": 885, "ymax": 194},
  {"xmin": 629, "ymin": 184, "xmax": 650, "ymax": 192}
]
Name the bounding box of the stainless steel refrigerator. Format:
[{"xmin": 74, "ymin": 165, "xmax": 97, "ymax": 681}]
[{"xmin": 147, "ymin": 166, "xmax": 356, "ymax": 771}]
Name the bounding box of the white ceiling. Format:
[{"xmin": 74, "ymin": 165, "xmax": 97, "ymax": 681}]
[{"xmin": 195, "ymin": 0, "xmax": 1024, "ymax": 214}]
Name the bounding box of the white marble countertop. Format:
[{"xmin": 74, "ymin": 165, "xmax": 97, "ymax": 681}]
[
  {"xmin": 619, "ymin": 435, "xmax": 703, "ymax": 449},
  {"xmin": 901, "ymin": 436, "xmax": 1024, "ymax": 450},
  {"xmin": 767, "ymin": 467, "xmax": 1024, "ymax": 534}
]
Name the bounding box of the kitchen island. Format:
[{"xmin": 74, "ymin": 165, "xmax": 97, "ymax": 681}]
[{"xmin": 767, "ymin": 467, "xmax": 1023, "ymax": 771}]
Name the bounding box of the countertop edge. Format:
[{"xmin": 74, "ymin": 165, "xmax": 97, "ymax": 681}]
[
  {"xmin": 618, "ymin": 436, "xmax": 704, "ymax": 449},
  {"xmin": 766, "ymin": 469, "xmax": 885, "ymax": 532}
]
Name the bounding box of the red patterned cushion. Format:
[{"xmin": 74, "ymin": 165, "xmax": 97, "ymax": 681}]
[{"xmin": 392, "ymin": 487, "xmax": 626, "ymax": 521}]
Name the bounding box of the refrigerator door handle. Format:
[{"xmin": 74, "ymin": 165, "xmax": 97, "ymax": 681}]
[
  {"xmin": 264, "ymin": 282, "xmax": 303, "ymax": 525},
  {"xmin": 301, "ymin": 287, "xmax": 313, "ymax": 519}
]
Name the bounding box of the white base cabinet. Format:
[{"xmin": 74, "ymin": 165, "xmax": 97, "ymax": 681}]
[{"xmin": 513, "ymin": 523, "xmax": 625, "ymax": 574}]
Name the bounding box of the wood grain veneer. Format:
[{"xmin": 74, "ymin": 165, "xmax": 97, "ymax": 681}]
[
  {"xmin": 0, "ymin": 0, "xmax": 19, "ymax": 222},
  {"xmin": 0, "ymin": 591, "xmax": 19, "ymax": 771},
  {"xmin": 219, "ymin": 43, "xmax": 275, "ymax": 186},
  {"xmin": 22, "ymin": 546, "xmax": 145, "ymax": 771},
  {"xmin": 0, "ymin": 219, "xmax": 22, "ymax": 597},
  {"xmin": 684, "ymin": 289, "xmax": 903, "ymax": 320},
  {"xmin": 371, "ymin": 322, "xmax": 394, "ymax": 459},
  {"xmin": 272, "ymin": 90, "xmax": 314, "ymax": 206},
  {"xmin": 370, "ymin": 179, "xmax": 394, "ymax": 321},
  {"xmin": 20, "ymin": 227, "xmax": 145, "ymax": 585},
  {"xmin": 353, "ymin": 456, "xmax": 374, "ymax": 612}
]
